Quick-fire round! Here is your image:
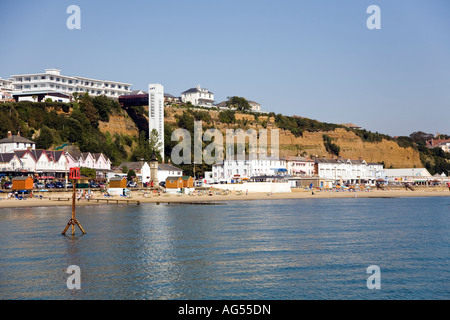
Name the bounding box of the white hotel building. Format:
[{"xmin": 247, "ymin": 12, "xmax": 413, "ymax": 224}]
[
  {"xmin": 10, "ymin": 68, "xmax": 132, "ymax": 102},
  {"xmin": 211, "ymin": 156, "xmax": 287, "ymax": 183}
]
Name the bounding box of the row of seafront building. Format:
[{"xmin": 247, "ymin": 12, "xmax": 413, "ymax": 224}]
[
  {"xmin": 207, "ymin": 156, "xmax": 384, "ymax": 187},
  {"xmin": 206, "ymin": 155, "xmax": 448, "ymax": 188},
  {"xmin": 0, "ymin": 131, "xmax": 111, "ymax": 180}
]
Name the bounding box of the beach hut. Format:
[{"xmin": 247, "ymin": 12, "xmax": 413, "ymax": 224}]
[
  {"xmin": 181, "ymin": 176, "xmax": 194, "ymax": 188},
  {"xmin": 109, "ymin": 177, "xmax": 127, "ymax": 188},
  {"xmin": 166, "ymin": 176, "xmax": 183, "ymax": 189},
  {"xmin": 12, "ymin": 176, "xmax": 33, "ymax": 190}
]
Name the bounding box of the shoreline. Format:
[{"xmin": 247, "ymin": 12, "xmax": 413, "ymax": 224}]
[{"xmin": 1, "ymin": 189, "xmax": 449, "ymax": 209}]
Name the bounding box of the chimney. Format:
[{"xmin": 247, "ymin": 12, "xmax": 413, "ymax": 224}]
[
  {"xmin": 7, "ymin": 131, "xmax": 12, "ymax": 138},
  {"xmin": 17, "ymin": 131, "xmax": 20, "ymax": 137}
]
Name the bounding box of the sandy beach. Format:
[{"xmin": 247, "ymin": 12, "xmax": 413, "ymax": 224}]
[{"xmin": 0, "ymin": 187, "xmax": 449, "ymax": 209}]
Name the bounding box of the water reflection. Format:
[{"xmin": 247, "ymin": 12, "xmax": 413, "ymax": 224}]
[{"xmin": 1, "ymin": 197, "xmax": 449, "ymax": 299}]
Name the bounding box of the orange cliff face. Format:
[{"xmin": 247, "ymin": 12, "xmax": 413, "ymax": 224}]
[
  {"xmin": 277, "ymin": 128, "xmax": 422, "ymax": 168},
  {"xmin": 99, "ymin": 106, "xmax": 423, "ymax": 169}
]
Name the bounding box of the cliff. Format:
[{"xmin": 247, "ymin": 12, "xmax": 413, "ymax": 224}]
[{"xmin": 161, "ymin": 107, "xmax": 422, "ymax": 168}]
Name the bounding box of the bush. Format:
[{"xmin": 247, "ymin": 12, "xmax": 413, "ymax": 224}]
[{"xmin": 218, "ymin": 110, "xmax": 236, "ymax": 124}]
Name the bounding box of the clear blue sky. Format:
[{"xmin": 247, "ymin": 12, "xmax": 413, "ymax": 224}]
[{"xmin": 1, "ymin": 0, "xmax": 449, "ymax": 136}]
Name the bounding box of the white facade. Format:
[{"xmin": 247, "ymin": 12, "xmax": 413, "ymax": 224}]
[
  {"xmin": 139, "ymin": 162, "xmax": 183, "ymax": 184},
  {"xmin": 10, "ymin": 68, "xmax": 132, "ymax": 100},
  {"xmin": 383, "ymin": 168, "xmax": 432, "ymax": 181},
  {"xmin": 283, "ymin": 156, "xmax": 315, "ymax": 177},
  {"xmin": 0, "ymin": 154, "xmax": 21, "ymax": 172},
  {"xmin": 212, "ymin": 157, "xmax": 287, "ymax": 183},
  {"xmin": 0, "ymin": 131, "xmax": 36, "ymax": 153},
  {"xmin": 0, "ymin": 77, "xmax": 13, "ymax": 102},
  {"xmin": 158, "ymin": 164, "xmax": 182, "ymax": 183},
  {"xmin": 439, "ymin": 142, "xmax": 450, "ymax": 153},
  {"xmin": 181, "ymin": 85, "xmax": 214, "ymax": 108},
  {"xmin": 248, "ymin": 100, "xmax": 261, "ymax": 112},
  {"xmin": 315, "ymin": 158, "xmax": 380, "ymax": 184},
  {"xmin": 148, "ymin": 84, "xmax": 165, "ymax": 161}
]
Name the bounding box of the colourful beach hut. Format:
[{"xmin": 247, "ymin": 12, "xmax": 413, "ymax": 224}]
[
  {"xmin": 109, "ymin": 177, "xmax": 127, "ymax": 188},
  {"xmin": 12, "ymin": 176, "xmax": 33, "ymax": 190}
]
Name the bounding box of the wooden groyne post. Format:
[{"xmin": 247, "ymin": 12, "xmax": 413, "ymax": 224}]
[{"xmin": 62, "ymin": 167, "xmax": 86, "ymax": 236}]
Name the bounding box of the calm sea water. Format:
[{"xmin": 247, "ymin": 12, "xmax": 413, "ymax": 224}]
[{"xmin": 0, "ymin": 197, "xmax": 449, "ymax": 300}]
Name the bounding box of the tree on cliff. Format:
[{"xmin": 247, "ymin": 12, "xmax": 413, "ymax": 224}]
[
  {"xmin": 226, "ymin": 96, "xmax": 251, "ymax": 111},
  {"xmin": 131, "ymin": 130, "xmax": 162, "ymax": 162}
]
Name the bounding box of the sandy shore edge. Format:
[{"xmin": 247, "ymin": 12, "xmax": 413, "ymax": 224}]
[{"xmin": 1, "ymin": 189, "xmax": 449, "ymax": 209}]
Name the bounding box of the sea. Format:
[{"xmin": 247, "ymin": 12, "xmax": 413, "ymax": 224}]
[{"xmin": 0, "ymin": 197, "xmax": 449, "ymax": 300}]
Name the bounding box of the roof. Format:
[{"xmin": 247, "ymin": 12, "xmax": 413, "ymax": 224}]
[
  {"xmin": 384, "ymin": 168, "xmax": 432, "ymax": 177},
  {"xmin": 119, "ymin": 162, "xmax": 144, "ymax": 171},
  {"xmin": 315, "ymin": 158, "xmax": 367, "ymax": 164},
  {"xmin": 158, "ymin": 163, "xmax": 182, "ymax": 172},
  {"xmin": 14, "ymin": 150, "xmax": 30, "ymax": 159},
  {"xmin": 28, "ymin": 149, "xmax": 48, "ymax": 161},
  {"xmin": 341, "ymin": 123, "xmax": 362, "ymax": 129},
  {"xmin": 181, "ymin": 87, "xmax": 213, "ymax": 95},
  {"xmin": 0, "ymin": 153, "xmax": 17, "ymax": 163},
  {"xmin": 181, "ymin": 176, "xmax": 192, "ymax": 180},
  {"xmin": 166, "ymin": 176, "xmax": 183, "ymax": 180},
  {"xmin": 110, "ymin": 177, "xmax": 126, "ymax": 181},
  {"xmin": 281, "ymin": 156, "xmax": 314, "ymax": 162},
  {"xmin": 46, "ymin": 150, "xmax": 64, "ymax": 161},
  {"xmin": 12, "ymin": 176, "xmax": 32, "ymax": 181},
  {"xmin": 0, "ymin": 135, "xmax": 35, "ymax": 144}
]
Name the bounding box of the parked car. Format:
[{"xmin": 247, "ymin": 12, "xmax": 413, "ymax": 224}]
[
  {"xmin": 55, "ymin": 181, "xmax": 65, "ymax": 188},
  {"xmin": 89, "ymin": 182, "xmax": 99, "ymax": 188},
  {"xmin": 127, "ymin": 181, "xmax": 137, "ymax": 188},
  {"xmin": 3, "ymin": 182, "xmax": 12, "ymax": 189},
  {"xmin": 159, "ymin": 181, "xmax": 166, "ymax": 188},
  {"xmin": 34, "ymin": 182, "xmax": 45, "ymax": 189},
  {"xmin": 45, "ymin": 183, "xmax": 55, "ymax": 189},
  {"xmin": 66, "ymin": 182, "xmax": 73, "ymax": 188}
]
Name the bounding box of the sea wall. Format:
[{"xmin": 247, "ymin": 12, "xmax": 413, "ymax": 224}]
[{"xmin": 212, "ymin": 182, "xmax": 292, "ymax": 193}]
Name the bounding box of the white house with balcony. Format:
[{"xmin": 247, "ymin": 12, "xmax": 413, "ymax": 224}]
[
  {"xmin": 181, "ymin": 85, "xmax": 214, "ymax": 108},
  {"xmin": 10, "ymin": 68, "xmax": 132, "ymax": 101}
]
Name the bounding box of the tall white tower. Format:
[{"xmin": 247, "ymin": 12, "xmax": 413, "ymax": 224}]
[{"xmin": 148, "ymin": 84, "xmax": 164, "ymax": 161}]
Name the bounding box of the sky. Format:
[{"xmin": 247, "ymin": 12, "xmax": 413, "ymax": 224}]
[{"xmin": 0, "ymin": 0, "xmax": 449, "ymax": 137}]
